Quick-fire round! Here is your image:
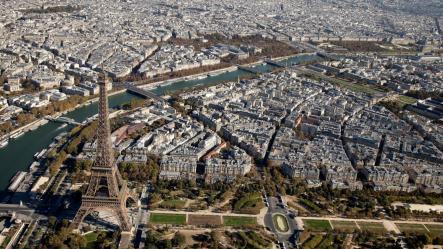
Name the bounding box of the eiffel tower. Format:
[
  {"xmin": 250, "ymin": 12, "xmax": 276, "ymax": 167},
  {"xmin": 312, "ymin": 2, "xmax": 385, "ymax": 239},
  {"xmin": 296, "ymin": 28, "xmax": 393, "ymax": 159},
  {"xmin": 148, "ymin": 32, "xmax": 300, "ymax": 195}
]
[{"xmin": 71, "ymin": 76, "xmax": 132, "ymax": 232}]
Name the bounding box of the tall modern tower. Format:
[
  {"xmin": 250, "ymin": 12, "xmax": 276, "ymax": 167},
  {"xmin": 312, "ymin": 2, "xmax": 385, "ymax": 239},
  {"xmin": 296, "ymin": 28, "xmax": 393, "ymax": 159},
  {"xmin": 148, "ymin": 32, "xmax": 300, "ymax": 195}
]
[{"xmin": 71, "ymin": 76, "xmax": 132, "ymax": 232}]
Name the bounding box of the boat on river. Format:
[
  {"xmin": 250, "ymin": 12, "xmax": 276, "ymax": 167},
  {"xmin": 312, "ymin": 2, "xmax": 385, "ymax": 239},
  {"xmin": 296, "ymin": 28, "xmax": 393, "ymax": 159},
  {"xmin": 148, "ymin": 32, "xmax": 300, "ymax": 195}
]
[
  {"xmin": 10, "ymin": 131, "xmax": 24, "ymax": 139},
  {"xmin": 0, "ymin": 138, "xmax": 8, "ymax": 148}
]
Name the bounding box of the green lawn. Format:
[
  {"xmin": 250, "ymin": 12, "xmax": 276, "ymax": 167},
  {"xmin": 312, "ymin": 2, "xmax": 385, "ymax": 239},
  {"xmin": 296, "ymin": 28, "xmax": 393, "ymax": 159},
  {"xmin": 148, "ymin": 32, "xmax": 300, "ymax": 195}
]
[
  {"xmin": 397, "ymin": 95, "xmax": 417, "ymax": 105},
  {"xmin": 223, "ymin": 216, "xmax": 257, "ymax": 226},
  {"xmin": 425, "ymin": 224, "xmax": 443, "ymax": 236},
  {"xmin": 341, "ymin": 82, "xmax": 384, "ymax": 95},
  {"xmin": 149, "ymin": 213, "xmax": 186, "ymax": 225},
  {"xmin": 396, "ymin": 223, "xmax": 428, "ymax": 234},
  {"xmin": 83, "ymin": 232, "xmax": 99, "ymax": 249},
  {"xmin": 303, "ymin": 219, "xmax": 332, "ymax": 232},
  {"xmin": 83, "ymin": 232, "xmax": 98, "ymax": 242},
  {"xmin": 357, "ymin": 222, "xmax": 386, "ymax": 234},
  {"xmin": 331, "ymin": 220, "xmax": 359, "ymax": 232}
]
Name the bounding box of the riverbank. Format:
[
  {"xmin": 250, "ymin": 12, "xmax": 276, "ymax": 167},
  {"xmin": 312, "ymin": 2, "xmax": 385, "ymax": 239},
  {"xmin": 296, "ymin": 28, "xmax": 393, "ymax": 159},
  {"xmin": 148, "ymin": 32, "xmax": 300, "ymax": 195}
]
[
  {"xmin": 0, "ymin": 118, "xmax": 49, "ymax": 144},
  {"xmin": 0, "ymin": 53, "xmax": 322, "ymax": 191},
  {"xmin": 0, "ymin": 88, "xmax": 128, "ymax": 143},
  {"xmin": 53, "ymin": 88, "xmax": 127, "ymax": 118},
  {"xmin": 138, "ymin": 52, "xmax": 313, "ymax": 90},
  {"xmin": 140, "ymin": 65, "xmax": 239, "ymax": 90}
]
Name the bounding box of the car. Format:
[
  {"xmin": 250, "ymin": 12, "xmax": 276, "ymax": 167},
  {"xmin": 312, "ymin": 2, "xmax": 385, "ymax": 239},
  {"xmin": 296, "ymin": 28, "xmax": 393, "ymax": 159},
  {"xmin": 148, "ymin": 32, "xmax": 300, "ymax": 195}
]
[{"xmin": 279, "ymin": 242, "xmax": 287, "ymax": 249}]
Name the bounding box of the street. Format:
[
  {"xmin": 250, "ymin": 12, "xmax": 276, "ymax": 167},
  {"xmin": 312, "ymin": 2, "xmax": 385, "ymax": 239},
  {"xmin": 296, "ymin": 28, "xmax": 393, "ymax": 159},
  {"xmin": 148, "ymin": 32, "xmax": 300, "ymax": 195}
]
[{"xmin": 263, "ymin": 191, "xmax": 300, "ymax": 249}]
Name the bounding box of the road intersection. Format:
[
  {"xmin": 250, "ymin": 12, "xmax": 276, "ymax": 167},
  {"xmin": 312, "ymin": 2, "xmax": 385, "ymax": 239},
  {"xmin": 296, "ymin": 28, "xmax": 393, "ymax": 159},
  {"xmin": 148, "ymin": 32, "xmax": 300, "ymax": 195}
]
[{"xmin": 263, "ymin": 192, "xmax": 300, "ymax": 249}]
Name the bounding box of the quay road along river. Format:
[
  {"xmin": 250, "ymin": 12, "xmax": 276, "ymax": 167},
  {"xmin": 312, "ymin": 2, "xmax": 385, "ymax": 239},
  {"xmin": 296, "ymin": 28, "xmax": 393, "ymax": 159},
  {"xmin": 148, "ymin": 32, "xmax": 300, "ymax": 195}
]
[{"xmin": 0, "ymin": 54, "xmax": 321, "ymax": 191}]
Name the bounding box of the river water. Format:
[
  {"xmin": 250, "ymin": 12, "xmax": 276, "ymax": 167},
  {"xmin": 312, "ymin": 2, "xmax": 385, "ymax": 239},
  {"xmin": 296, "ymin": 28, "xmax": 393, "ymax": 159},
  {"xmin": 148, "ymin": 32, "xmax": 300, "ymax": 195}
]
[{"xmin": 0, "ymin": 54, "xmax": 321, "ymax": 190}]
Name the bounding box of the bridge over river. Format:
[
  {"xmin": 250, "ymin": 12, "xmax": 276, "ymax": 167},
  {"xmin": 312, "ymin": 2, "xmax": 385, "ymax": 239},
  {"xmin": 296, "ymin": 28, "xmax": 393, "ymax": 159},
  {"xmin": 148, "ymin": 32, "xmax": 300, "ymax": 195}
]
[
  {"xmin": 45, "ymin": 116, "xmax": 81, "ymax": 126},
  {"xmin": 113, "ymin": 82, "xmax": 165, "ymax": 103}
]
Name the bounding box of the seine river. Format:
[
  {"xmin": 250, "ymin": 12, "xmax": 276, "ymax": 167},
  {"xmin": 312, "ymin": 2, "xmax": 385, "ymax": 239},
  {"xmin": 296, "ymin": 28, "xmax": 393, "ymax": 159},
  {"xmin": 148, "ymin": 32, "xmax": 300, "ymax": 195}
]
[{"xmin": 0, "ymin": 54, "xmax": 321, "ymax": 190}]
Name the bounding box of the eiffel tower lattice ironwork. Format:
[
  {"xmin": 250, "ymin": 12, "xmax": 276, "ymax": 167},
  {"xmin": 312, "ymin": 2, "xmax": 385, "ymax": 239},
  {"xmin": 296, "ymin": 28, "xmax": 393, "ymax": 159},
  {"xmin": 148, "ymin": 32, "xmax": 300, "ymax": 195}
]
[{"xmin": 71, "ymin": 77, "xmax": 132, "ymax": 232}]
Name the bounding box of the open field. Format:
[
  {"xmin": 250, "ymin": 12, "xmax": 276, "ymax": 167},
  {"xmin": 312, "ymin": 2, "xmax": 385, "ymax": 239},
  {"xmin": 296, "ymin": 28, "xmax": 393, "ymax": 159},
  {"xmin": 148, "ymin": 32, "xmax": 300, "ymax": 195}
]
[
  {"xmin": 397, "ymin": 95, "xmax": 417, "ymax": 106},
  {"xmin": 300, "ymin": 69, "xmax": 386, "ymax": 95},
  {"xmin": 303, "ymin": 219, "xmax": 332, "ymax": 232},
  {"xmin": 223, "ymin": 216, "xmax": 257, "ymax": 227},
  {"xmin": 396, "ymin": 223, "xmax": 428, "ymax": 234},
  {"xmin": 188, "ymin": 214, "xmax": 222, "ymax": 226},
  {"xmin": 83, "ymin": 232, "xmax": 98, "ymax": 249},
  {"xmin": 159, "ymin": 199, "xmax": 186, "ymax": 209},
  {"xmin": 273, "ymin": 214, "xmax": 289, "ymax": 233},
  {"xmin": 149, "ymin": 213, "xmax": 186, "ymax": 225},
  {"xmin": 334, "ymin": 78, "xmax": 386, "ymax": 95},
  {"xmin": 425, "ymin": 224, "xmax": 443, "ymax": 236},
  {"xmin": 331, "ymin": 220, "xmax": 359, "ymax": 232},
  {"xmin": 83, "ymin": 232, "xmax": 98, "ymax": 242},
  {"xmin": 357, "ymin": 222, "xmax": 386, "ymax": 234},
  {"xmin": 233, "ymin": 192, "xmax": 264, "ymax": 214}
]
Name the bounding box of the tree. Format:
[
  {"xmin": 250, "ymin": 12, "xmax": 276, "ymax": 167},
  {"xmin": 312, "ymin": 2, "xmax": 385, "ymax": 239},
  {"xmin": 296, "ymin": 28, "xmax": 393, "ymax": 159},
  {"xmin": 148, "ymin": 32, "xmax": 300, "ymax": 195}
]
[
  {"xmin": 40, "ymin": 220, "xmax": 86, "ymax": 249},
  {"xmin": 209, "ymin": 230, "xmax": 222, "ymax": 249},
  {"xmin": 172, "ymin": 232, "xmax": 186, "ymax": 248},
  {"xmin": 0, "ymin": 121, "xmax": 13, "ymax": 135},
  {"xmin": 66, "ymin": 137, "xmax": 82, "ymax": 154},
  {"xmin": 118, "ymin": 155, "xmax": 159, "ymax": 184},
  {"xmin": 74, "ymin": 159, "xmax": 93, "ymax": 172},
  {"xmin": 122, "ymin": 99, "xmax": 146, "ymax": 110},
  {"xmin": 48, "ymin": 216, "xmax": 57, "ymax": 229},
  {"xmin": 162, "ymin": 239, "xmax": 172, "ymax": 249},
  {"xmin": 16, "ymin": 113, "xmax": 34, "ymax": 125},
  {"xmin": 49, "ymin": 151, "xmax": 67, "ymax": 176}
]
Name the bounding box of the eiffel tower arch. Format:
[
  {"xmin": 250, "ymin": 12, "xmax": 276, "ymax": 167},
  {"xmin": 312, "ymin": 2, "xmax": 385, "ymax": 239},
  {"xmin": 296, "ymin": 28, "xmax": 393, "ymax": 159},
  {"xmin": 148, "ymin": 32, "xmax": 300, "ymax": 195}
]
[{"xmin": 71, "ymin": 76, "xmax": 134, "ymax": 232}]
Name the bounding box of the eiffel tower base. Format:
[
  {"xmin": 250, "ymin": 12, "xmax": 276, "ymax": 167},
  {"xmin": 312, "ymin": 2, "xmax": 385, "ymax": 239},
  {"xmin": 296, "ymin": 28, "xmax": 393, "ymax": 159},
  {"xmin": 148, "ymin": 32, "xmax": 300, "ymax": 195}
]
[{"xmin": 70, "ymin": 203, "xmax": 132, "ymax": 230}]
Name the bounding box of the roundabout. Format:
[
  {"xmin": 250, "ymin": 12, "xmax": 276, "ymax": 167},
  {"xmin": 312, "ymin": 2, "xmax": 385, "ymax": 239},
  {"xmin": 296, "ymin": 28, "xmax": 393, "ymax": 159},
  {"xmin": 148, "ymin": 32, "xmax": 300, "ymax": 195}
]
[{"xmin": 272, "ymin": 213, "xmax": 290, "ymax": 233}]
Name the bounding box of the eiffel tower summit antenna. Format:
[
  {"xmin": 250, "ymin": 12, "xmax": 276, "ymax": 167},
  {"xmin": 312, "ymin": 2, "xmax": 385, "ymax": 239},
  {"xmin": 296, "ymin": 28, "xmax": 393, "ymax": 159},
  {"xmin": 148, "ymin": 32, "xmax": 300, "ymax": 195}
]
[{"xmin": 71, "ymin": 74, "xmax": 134, "ymax": 234}]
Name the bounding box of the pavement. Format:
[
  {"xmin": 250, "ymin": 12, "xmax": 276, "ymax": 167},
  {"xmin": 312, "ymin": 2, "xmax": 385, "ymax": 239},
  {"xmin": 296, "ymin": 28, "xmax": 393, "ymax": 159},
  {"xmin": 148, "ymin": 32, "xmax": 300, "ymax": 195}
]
[
  {"xmin": 263, "ymin": 193, "xmax": 299, "ymax": 249},
  {"xmin": 148, "ymin": 210, "xmax": 257, "ymax": 217},
  {"xmin": 119, "ymin": 231, "xmax": 133, "ymax": 249},
  {"xmin": 131, "ymin": 186, "xmax": 149, "ymax": 249}
]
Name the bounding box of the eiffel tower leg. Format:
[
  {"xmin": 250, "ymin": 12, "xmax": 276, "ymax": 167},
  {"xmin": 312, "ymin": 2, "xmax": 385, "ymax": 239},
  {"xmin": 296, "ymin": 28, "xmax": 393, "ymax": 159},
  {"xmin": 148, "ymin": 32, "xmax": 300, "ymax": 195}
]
[
  {"xmin": 70, "ymin": 206, "xmax": 91, "ymax": 232},
  {"xmin": 114, "ymin": 206, "xmax": 131, "ymax": 232}
]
